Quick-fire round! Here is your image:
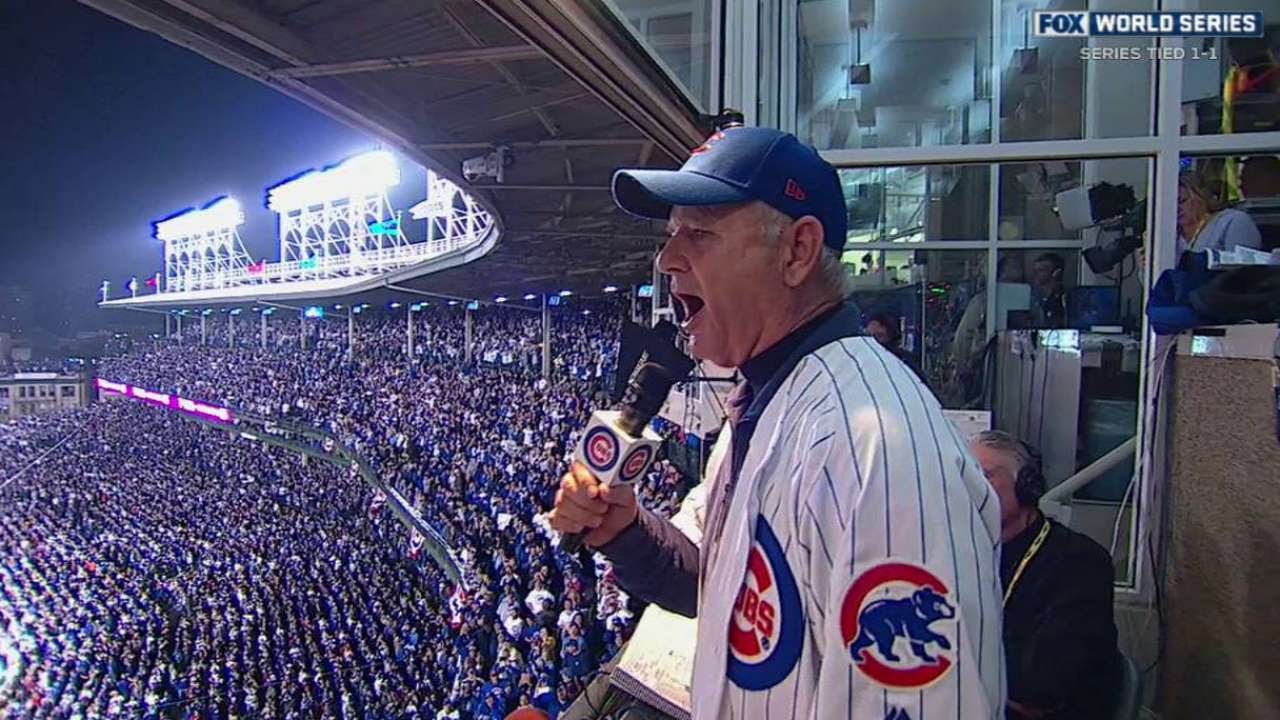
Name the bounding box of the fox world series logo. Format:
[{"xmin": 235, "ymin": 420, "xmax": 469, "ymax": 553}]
[{"xmin": 1034, "ymin": 11, "xmax": 1263, "ymax": 37}]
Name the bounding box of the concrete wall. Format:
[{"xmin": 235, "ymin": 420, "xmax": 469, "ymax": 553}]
[{"xmin": 1161, "ymin": 354, "xmax": 1280, "ymax": 719}]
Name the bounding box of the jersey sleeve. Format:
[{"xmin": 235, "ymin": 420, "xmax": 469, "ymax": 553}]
[{"xmin": 793, "ymin": 347, "xmax": 1004, "ymax": 720}]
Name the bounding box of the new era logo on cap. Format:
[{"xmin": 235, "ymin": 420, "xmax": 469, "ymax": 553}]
[
  {"xmin": 691, "ymin": 130, "xmax": 726, "ymax": 156},
  {"xmin": 611, "ymin": 126, "xmax": 848, "ymax": 250}
]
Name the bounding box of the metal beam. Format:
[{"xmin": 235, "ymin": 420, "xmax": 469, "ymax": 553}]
[
  {"xmin": 440, "ymin": 3, "xmax": 561, "ymax": 138},
  {"xmin": 472, "ymin": 0, "xmax": 703, "ymax": 161},
  {"xmin": 270, "ymin": 45, "xmax": 545, "ymax": 78},
  {"xmin": 504, "ymin": 228, "xmax": 662, "ymax": 240},
  {"xmin": 419, "ymin": 138, "xmax": 647, "ymax": 151},
  {"xmin": 383, "ymin": 283, "xmax": 538, "ymax": 313},
  {"xmin": 541, "ymin": 294, "xmax": 551, "ymax": 379},
  {"xmin": 819, "ymin": 137, "xmax": 1165, "ymax": 168},
  {"xmin": 464, "ymin": 308, "xmax": 474, "ymax": 364},
  {"xmin": 156, "ymin": 0, "xmax": 310, "ymax": 65},
  {"xmin": 483, "ymin": 91, "xmax": 591, "ymax": 125},
  {"xmin": 476, "ymin": 184, "xmax": 608, "ymax": 191}
]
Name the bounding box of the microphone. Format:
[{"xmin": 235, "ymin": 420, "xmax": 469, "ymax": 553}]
[{"xmin": 561, "ymin": 362, "xmax": 685, "ymax": 553}]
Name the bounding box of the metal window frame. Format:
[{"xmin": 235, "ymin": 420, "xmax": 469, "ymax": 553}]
[{"xmin": 597, "ymin": 0, "xmax": 723, "ymax": 114}]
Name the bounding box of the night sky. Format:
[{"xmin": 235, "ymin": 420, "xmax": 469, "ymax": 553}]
[{"xmin": 0, "ymin": 0, "xmax": 427, "ymax": 335}]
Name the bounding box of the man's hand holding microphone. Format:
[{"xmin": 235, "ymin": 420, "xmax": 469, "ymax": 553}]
[
  {"xmin": 550, "ymin": 461, "xmax": 639, "ymax": 548},
  {"xmin": 548, "ymin": 361, "xmax": 689, "ymax": 553}
]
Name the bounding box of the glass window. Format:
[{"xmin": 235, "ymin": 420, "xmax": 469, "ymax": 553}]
[
  {"xmin": 61, "ymin": 386, "xmax": 75, "ymax": 398},
  {"xmin": 838, "ymin": 165, "xmax": 991, "ymax": 244},
  {"xmin": 792, "ymin": 0, "xmax": 1153, "ymax": 149},
  {"xmin": 998, "ymin": 158, "xmax": 1150, "ymax": 244},
  {"xmin": 1180, "ymin": 8, "xmax": 1279, "ymax": 137},
  {"xmin": 796, "ymin": 0, "xmax": 993, "ymax": 150},
  {"xmin": 847, "ymin": 249, "xmax": 988, "ymax": 407},
  {"xmin": 998, "ymin": 0, "xmax": 1154, "ymax": 142},
  {"xmin": 1179, "ymin": 151, "xmax": 1279, "ymax": 261},
  {"xmin": 606, "ymin": 0, "xmax": 716, "ymax": 109},
  {"xmin": 993, "ymin": 249, "xmax": 1085, "ymax": 332},
  {"xmin": 0, "ymin": 387, "xmax": 7, "ymax": 398},
  {"xmin": 757, "ymin": 0, "xmax": 782, "ymax": 127}
]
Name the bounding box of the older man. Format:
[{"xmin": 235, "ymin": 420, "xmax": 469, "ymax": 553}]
[
  {"xmin": 550, "ymin": 126, "xmax": 1004, "ymax": 719},
  {"xmin": 969, "ymin": 430, "xmax": 1120, "ymax": 720}
]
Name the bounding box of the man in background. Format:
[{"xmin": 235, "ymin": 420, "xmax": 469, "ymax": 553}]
[
  {"xmin": 970, "ymin": 430, "xmax": 1121, "ymax": 719},
  {"xmin": 1030, "ymin": 253, "xmax": 1067, "ymax": 328}
]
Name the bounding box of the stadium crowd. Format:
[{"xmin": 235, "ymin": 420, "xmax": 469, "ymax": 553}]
[{"xmin": 0, "ymin": 299, "xmax": 693, "ymax": 720}]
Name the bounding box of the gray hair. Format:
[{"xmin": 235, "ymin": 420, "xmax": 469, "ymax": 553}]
[
  {"xmin": 972, "ymin": 430, "xmax": 1036, "ymax": 475},
  {"xmin": 757, "ymin": 203, "xmax": 856, "ymax": 299}
]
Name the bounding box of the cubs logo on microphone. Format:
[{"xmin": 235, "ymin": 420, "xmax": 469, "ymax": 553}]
[
  {"xmin": 840, "ymin": 561, "xmax": 957, "ymax": 691},
  {"xmin": 582, "ymin": 427, "xmax": 620, "ymax": 473},
  {"xmin": 727, "ymin": 516, "xmax": 804, "ymax": 690},
  {"xmin": 618, "ymin": 445, "xmax": 653, "ymax": 484}
]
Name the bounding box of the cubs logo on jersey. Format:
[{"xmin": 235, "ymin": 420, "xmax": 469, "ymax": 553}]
[
  {"xmin": 727, "ymin": 515, "xmax": 804, "ymax": 691},
  {"xmin": 840, "ymin": 561, "xmax": 957, "ymax": 691}
]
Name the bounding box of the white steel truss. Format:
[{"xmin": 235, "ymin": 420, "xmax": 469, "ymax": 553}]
[
  {"xmin": 145, "ymin": 153, "xmax": 495, "ymax": 298},
  {"xmin": 158, "ymin": 198, "xmax": 254, "ymax": 293},
  {"xmin": 269, "ymin": 150, "xmax": 408, "ymax": 281},
  {"xmin": 414, "ymin": 170, "xmax": 496, "ymax": 255}
]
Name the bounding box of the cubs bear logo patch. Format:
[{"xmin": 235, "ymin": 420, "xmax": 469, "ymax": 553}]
[
  {"xmin": 726, "ymin": 515, "xmax": 804, "ymax": 690},
  {"xmin": 840, "ymin": 561, "xmax": 957, "ymax": 690}
]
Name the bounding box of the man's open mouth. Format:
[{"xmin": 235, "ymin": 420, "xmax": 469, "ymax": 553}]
[{"xmin": 673, "ymin": 292, "xmax": 705, "ymax": 328}]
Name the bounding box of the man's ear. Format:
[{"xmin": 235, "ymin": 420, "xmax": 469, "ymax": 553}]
[{"xmin": 782, "ymin": 215, "xmax": 827, "ymax": 288}]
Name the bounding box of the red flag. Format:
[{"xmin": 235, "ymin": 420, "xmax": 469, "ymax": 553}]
[
  {"xmin": 248, "ymin": 259, "xmax": 266, "ymax": 274},
  {"xmin": 145, "ymin": 276, "xmax": 159, "ymax": 287}
]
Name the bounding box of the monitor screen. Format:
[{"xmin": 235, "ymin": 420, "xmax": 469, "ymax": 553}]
[{"xmin": 1068, "ymin": 286, "xmax": 1121, "ymax": 328}]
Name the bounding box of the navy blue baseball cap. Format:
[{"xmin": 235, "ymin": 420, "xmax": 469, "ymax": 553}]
[{"xmin": 612, "ymin": 126, "xmax": 848, "ymax": 250}]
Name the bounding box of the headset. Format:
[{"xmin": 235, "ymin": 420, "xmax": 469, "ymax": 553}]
[{"xmin": 1013, "ymin": 439, "xmax": 1047, "ymax": 508}]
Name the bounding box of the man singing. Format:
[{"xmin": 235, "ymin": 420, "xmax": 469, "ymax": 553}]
[{"xmin": 550, "ymin": 126, "xmax": 1005, "ymax": 719}]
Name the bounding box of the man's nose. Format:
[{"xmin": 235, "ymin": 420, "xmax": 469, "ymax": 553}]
[{"xmin": 655, "ymin": 235, "xmax": 686, "ymax": 275}]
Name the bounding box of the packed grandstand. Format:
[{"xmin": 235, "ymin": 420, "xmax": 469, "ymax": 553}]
[{"xmin": 0, "ymin": 298, "xmax": 695, "ymax": 719}]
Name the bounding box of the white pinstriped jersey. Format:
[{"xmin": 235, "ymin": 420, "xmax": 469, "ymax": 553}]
[{"xmin": 686, "ymin": 335, "xmax": 1006, "ymax": 720}]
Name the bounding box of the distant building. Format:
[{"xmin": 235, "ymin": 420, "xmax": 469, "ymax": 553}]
[{"xmin": 0, "ymin": 372, "xmax": 90, "ymax": 422}]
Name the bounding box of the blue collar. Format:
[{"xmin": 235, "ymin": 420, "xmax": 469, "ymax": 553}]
[{"xmin": 739, "ymin": 301, "xmax": 863, "ymax": 427}]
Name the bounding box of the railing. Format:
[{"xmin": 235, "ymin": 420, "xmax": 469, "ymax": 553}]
[{"xmin": 165, "ymin": 217, "xmax": 494, "ymax": 294}]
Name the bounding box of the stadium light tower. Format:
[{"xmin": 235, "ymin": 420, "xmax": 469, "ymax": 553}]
[
  {"xmin": 413, "ymin": 170, "xmax": 495, "ymax": 255},
  {"xmin": 155, "ymin": 197, "xmax": 252, "ymax": 293},
  {"xmin": 267, "ymin": 150, "xmax": 405, "ymax": 281}
]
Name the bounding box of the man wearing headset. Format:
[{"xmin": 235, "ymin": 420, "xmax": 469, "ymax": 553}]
[
  {"xmin": 969, "ymin": 431, "xmax": 1121, "ymax": 720},
  {"xmin": 1029, "ymin": 253, "xmax": 1067, "ymax": 328}
]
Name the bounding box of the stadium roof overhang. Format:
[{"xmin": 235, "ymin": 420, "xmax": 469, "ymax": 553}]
[{"xmin": 82, "ymin": 0, "xmax": 712, "ymax": 307}]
